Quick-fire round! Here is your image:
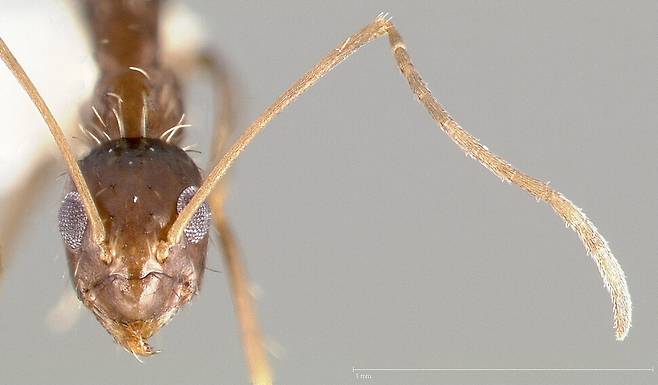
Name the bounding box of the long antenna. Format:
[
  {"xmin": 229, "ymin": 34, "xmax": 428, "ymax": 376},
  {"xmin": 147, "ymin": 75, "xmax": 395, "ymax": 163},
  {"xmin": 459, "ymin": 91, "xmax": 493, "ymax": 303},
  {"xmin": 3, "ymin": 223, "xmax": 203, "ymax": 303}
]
[
  {"xmin": 0, "ymin": 38, "xmax": 110, "ymax": 263},
  {"xmin": 161, "ymin": 15, "xmax": 630, "ymax": 339}
]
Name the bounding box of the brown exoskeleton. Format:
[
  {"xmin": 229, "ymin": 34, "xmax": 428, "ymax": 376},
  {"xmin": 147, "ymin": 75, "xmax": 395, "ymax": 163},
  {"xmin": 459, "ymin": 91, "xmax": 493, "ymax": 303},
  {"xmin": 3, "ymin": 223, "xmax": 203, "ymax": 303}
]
[
  {"xmin": 0, "ymin": 1, "xmax": 632, "ymax": 384},
  {"xmin": 57, "ymin": 1, "xmax": 212, "ymax": 356},
  {"xmin": 61, "ymin": 138, "xmax": 209, "ymax": 355},
  {"xmin": 2, "ymin": 2, "xmax": 270, "ymax": 381}
]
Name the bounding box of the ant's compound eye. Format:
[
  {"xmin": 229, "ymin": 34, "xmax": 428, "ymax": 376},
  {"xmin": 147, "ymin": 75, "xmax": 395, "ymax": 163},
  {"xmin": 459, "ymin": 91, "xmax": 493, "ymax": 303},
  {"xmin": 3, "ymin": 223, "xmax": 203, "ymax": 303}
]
[
  {"xmin": 58, "ymin": 191, "xmax": 88, "ymax": 249},
  {"xmin": 176, "ymin": 186, "xmax": 211, "ymax": 244}
]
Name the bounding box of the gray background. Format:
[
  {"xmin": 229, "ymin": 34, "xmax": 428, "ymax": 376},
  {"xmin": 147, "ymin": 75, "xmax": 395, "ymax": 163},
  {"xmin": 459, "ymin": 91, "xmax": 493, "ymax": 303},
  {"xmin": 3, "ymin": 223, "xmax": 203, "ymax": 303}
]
[{"xmin": 0, "ymin": 1, "xmax": 656, "ymax": 384}]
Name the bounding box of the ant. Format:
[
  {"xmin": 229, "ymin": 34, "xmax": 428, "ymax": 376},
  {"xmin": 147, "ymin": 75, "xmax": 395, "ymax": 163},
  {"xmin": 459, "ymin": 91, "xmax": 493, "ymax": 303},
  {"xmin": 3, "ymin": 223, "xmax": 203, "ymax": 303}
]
[{"xmin": 0, "ymin": 1, "xmax": 631, "ymax": 384}]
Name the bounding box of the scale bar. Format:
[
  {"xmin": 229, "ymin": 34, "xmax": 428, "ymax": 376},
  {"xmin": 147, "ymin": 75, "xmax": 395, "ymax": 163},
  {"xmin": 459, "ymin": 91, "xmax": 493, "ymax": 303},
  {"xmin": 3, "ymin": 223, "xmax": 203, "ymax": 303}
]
[{"xmin": 353, "ymin": 367, "xmax": 655, "ymax": 372}]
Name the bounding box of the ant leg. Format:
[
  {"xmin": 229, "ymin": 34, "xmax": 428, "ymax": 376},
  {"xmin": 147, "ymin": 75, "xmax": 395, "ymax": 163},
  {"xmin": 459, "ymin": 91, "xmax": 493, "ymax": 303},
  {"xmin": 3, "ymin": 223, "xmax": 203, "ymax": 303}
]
[
  {"xmin": 0, "ymin": 151, "xmax": 83, "ymax": 333},
  {"xmin": 182, "ymin": 51, "xmax": 273, "ymax": 385},
  {"xmin": 173, "ymin": 15, "xmax": 630, "ymax": 340},
  {"xmin": 0, "ymin": 153, "xmax": 55, "ymax": 290},
  {"xmin": 46, "ymin": 286, "xmax": 82, "ymax": 334},
  {"xmin": 210, "ymin": 190, "xmax": 273, "ymax": 385}
]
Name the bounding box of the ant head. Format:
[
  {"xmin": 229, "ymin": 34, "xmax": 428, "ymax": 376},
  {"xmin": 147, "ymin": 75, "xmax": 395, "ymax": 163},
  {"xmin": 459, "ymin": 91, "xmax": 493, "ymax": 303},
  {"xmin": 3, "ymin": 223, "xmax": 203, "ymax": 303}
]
[{"xmin": 59, "ymin": 137, "xmax": 210, "ymax": 355}]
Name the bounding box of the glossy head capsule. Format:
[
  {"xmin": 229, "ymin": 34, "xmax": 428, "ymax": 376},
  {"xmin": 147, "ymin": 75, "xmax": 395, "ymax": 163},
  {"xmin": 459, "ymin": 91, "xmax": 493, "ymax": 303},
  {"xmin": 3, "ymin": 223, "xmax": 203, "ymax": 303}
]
[{"xmin": 59, "ymin": 137, "xmax": 209, "ymax": 355}]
